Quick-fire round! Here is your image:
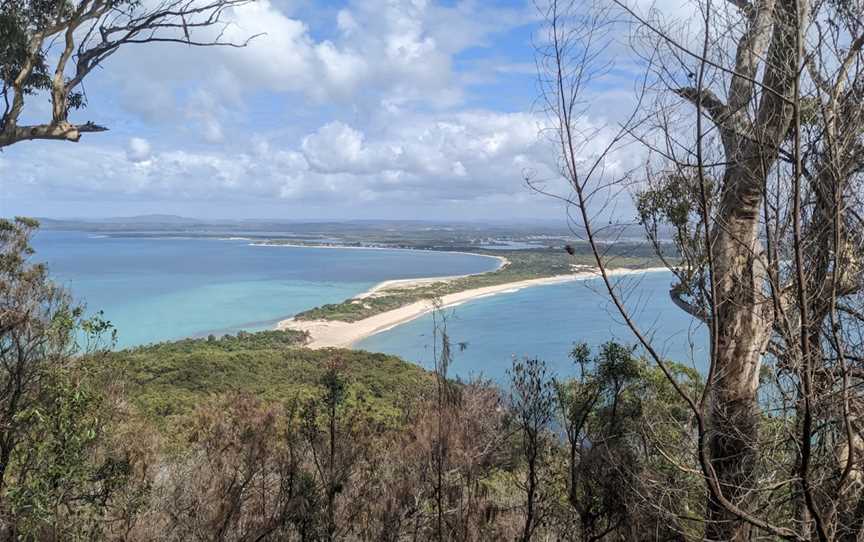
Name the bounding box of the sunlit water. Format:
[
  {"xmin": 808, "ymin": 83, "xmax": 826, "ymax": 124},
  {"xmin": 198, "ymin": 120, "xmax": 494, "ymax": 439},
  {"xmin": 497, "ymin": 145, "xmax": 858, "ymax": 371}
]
[
  {"xmin": 356, "ymin": 271, "xmax": 709, "ymax": 384},
  {"xmin": 32, "ymin": 231, "xmax": 500, "ymax": 348}
]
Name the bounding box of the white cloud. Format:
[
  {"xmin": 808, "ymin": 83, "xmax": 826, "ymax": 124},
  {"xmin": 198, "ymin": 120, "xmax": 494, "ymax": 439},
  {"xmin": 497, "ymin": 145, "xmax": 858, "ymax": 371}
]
[
  {"xmin": 7, "ymin": 111, "xmax": 525, "ymax": 200},
  {"xmin": 10, "ymin": 1, "xmax": 617, "ymax": 220},
  {"xmin": 181, "ymin": 89, "xmax": 234, "ymax": 143},
  {"xmin": 126, "ymin": 138, "xmax": 152, "ymax": 162},
  {"xmin": 6, "ymin": 107, "xmax": 635, "ymax": 213},
  {"xmin": 96, "ymin": 0, "xmax": 530, "ymax": 123}
]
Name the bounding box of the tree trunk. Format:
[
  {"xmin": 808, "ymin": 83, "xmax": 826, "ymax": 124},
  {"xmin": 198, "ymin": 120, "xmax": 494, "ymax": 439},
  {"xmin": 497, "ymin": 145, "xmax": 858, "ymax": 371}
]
[
  {"xmin": 704, "ymin": 0, "xmax": 802, "ymax": 534},
  {"xmin": 704, "ymin": 164, "xmax": 772, "ymax": 541},
  {"xmin": 522, "ymin": 447, "xmax": 537, "ymax": 542}
]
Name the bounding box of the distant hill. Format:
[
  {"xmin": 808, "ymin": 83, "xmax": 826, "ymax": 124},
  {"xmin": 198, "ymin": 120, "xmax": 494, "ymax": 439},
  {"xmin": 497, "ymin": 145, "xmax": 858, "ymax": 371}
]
[
  {"xmin": 36, "ymin": 214, "xmax": 205, "ymax": 225},
  {"xmin": 95, "ymin": 214, "xmax": 205, "ymax": 224}
]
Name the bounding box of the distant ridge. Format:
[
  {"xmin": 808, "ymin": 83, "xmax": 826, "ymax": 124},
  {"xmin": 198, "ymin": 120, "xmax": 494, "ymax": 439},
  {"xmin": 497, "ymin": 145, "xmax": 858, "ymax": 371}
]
[
  {"xmin": 33, "ymin": 214, "xmax": 204, "ymax": 225},
  {"xmin": 97, "ymin": 214, "xmax": 204, "ymax": 224}
]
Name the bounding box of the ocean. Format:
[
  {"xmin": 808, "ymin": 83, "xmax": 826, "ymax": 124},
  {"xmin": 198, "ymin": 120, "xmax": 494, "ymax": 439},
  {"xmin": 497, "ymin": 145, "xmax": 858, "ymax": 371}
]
[
  {"xmin": 356, "ymin": 271, "xmax": 709, "ymax": 383},
  {"xmin": 33, "ymin": 231, "xmax": 707, "ymax": 381},
  {"xmin": 32, "ymin": 231, "xmax": 500, "ymax": 348}
]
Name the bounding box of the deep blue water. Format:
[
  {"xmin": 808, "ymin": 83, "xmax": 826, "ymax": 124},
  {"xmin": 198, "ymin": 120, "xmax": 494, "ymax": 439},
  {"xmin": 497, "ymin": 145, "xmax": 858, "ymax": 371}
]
[
  {"xmin": 32, "ymin": 231, "xmax": 500, "ymax": 348},
  {"xmin": 356, "ymin": 271, "xmax": 709, "ymax": 384}
]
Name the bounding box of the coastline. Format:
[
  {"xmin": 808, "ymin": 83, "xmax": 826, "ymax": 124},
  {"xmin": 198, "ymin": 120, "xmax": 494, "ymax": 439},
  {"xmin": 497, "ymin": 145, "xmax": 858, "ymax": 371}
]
[
  {"xmin": 277, "ymin": 267, "xmax": 668, "ymax": 349},
  {"xmin": 250, "ymin": 241, "xmax": 509, "ymax": 267},
  {"xmin": 356, "ymin": 256, "xmax": 511, "ymax": 299},
  {"xmin": 252, "ymin": 240, "xmax": 511, "ymax": 299}
]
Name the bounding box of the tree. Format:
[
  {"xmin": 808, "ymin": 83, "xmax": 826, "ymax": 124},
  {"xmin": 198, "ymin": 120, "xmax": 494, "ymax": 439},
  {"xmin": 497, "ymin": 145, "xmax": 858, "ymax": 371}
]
[
  {"xmin": 536, "ymin": 0, "xmax": 864, "ymax": 538},
  {"xmin": 430, "ymin": 303, "xmax": 457, "ymax": 541},
  {"xmin": 509, "ymin": 357, "xmax": 554, "ymax": 542},
  {"xmin": 301, "ymin": 359, "xmax": 347, "ymax": 542},
  {"xmin": 301, "ymin": 356, "xmax": 378, "ymax": 542},
  {"xmin": 1, "ymin": 217, "xmax": 87, "ymax": 490},
  {"xmin": 0, "ymin": 0, "xmax": 256, "ymax": 148},
  {"xmin": 554, "ymin": 342, "xmax": 639, "ymax": 541},
  {"xmin": 0, "ymin": 217, "xmax": 123, "ymax": 538},
  {"xmin": 554, "ymin": 342, "xmax": 702, "ymax": 541},
  {"xmin": 3, "ymin": 368, "xmax": 128, "ymax": 540},
  {"xmin": 152, "ymin": 394, "xmax": 311, "ymax": 541}
]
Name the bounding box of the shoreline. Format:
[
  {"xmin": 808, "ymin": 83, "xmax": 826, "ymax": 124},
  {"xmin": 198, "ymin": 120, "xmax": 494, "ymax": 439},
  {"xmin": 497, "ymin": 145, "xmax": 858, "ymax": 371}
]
[
  {"xmin": 249, "ymin": 241, "xmax": 509, "ymax": 267},
  {"xmin": 277, "ymin": 267, "xmax": 668, "ymax": 349},
  {"xmin": 252, "ymin": 241, "xmax": 511, "ymax": 299},
  {"xmin": 357, "ymin": 256, "xmax": 511, "ymax": 299}
]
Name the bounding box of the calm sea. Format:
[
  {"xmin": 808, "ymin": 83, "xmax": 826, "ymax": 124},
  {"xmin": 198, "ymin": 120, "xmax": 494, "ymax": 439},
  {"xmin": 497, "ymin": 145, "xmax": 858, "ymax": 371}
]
[
  {"xmin": 32, "ymin": 231, "xmax": 500, "ymax": 348},
  {"xmin": 356, "ymin": 271, "xmax": 709, "ymax": 383},
  {"xmin": 32, "ymin": 231, "xmax": 707, "ymax": 380}
]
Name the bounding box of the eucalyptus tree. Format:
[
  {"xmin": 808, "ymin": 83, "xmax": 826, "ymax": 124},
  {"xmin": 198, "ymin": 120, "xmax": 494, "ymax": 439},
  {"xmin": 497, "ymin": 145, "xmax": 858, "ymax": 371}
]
[
  {"xmin": 0, "ymin": 0, "xmax": 256, "ymax": 147},
  {"xmin": 535, "ymin": 0, "xmax": 864, "ymax": 538}
]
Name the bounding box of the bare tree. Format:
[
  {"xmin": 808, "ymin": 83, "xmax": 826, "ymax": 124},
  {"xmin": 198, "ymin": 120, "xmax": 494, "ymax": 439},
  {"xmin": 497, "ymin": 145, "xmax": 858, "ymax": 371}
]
[
  {"xmin": 0, "ymin": 0, "xmax": 257, "ymax": 148},
  {"xmin": 430, "ymin": 302, "xmax": 458, "ymax": 541},
  {"xmin": 534, "ymin": 0, "xmax": 864, "ymax": 538}
]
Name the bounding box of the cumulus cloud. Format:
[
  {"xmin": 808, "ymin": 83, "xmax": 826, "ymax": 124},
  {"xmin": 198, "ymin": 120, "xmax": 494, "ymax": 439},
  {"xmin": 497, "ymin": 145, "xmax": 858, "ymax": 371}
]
[
  {"xmin": 126, "ymin": 138, "xmax": 152, "ymax": 162},
  {"xmin": 9, "ymin": 0, "xmax": 648, "ymax": 220},
  {"xmin": 97, "ymin": 0, "xmax": 530, "ymax": 123},
  {"xmin": 212, "ymin": 1, "xmax": 369, "ymax": 101},
  {"xmin": 298, "ymin": 112, "xmax": 553, "ymax": 187},
  {"xmin": 6, "ymin": 107, "xmax": 635, "ymax": 214}
]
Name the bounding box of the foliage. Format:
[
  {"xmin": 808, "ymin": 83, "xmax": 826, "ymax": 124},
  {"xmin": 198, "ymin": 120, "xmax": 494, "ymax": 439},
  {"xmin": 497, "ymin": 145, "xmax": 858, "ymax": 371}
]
[
  {"xmin": 0, "ymin": 218, "xmax": 127, "ymax": 539},
  {"xmin": 0, "ymin": 2, "xmax": 55, "ymax": 106},
  {"xmin": 3, "ymin": 369, "xmax": 130, "ymax": 541},
  {"xmin": 552, "ymin": 342, "xmax": 703, "ymax": 540},
  {"xmin": 101, "ymin": 331, "xmax": 434, "ymax": 429}
]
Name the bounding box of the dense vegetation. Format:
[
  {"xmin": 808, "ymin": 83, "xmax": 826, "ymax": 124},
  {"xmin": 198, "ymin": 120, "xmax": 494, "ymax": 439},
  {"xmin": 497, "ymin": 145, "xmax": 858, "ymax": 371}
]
[
  {"xmin": 104, "ymin": 330, "xmax": 432, "ymax": 427},
  {"xmin": 294, "ymin": 248, "xmax": 661, "ymax": 322}
]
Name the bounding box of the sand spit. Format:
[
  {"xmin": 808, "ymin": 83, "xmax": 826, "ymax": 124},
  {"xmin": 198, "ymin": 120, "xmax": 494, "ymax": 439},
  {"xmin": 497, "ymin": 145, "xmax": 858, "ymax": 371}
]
[{"xmin": 277, "ymin": 267, "xmax": 667, "ymax": 349}]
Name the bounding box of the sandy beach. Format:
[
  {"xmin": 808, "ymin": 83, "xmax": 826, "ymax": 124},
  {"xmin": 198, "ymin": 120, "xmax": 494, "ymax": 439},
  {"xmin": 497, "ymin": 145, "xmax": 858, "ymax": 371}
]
[{"xmin": 277, "ymin": 266, "xmax": 668, "ymax": 349}]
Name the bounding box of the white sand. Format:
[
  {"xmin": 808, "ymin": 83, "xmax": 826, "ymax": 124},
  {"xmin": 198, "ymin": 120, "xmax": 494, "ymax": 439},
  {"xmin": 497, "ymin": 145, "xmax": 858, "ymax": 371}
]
[
  {"xmin": 356, "ymin": 256, "xmax": 510, "ymax": 299},
  {"xmin": 277, "ymin": 267, "xmax": 668, "ymax": 349}
]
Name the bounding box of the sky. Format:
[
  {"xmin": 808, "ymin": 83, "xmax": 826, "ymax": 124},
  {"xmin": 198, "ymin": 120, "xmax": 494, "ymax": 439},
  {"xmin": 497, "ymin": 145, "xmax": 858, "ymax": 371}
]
[{"xmin": 0, "ymin": 0, "xmax": 693, "ymax": 221}]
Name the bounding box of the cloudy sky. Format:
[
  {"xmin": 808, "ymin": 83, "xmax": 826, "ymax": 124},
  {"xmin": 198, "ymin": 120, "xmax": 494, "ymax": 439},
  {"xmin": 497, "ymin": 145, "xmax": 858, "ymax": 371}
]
[{"xmin": 0, "ymin": 0, "xmax": 672, "ymax": 221}]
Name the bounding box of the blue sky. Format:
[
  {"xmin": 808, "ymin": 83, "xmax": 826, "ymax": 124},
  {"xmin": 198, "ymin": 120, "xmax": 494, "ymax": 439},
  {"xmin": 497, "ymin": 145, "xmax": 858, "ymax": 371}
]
[{"xmin": 0, "ymin": 0, "xmax": 656, "ymax": 221}]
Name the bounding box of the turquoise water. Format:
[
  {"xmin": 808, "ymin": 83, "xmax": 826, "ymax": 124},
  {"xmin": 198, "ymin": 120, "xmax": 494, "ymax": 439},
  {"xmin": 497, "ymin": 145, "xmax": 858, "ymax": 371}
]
[
  {"xmin": 356, "ymin": 271, "xmax": 709, "ymax": 383},
  {"xmin": 32, "ymin": 231, "xmax": 500, "ymax": 348},
  {"xmin": 31, "ymin": 231, "xmax": 707, "ymax": 382}
]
